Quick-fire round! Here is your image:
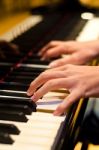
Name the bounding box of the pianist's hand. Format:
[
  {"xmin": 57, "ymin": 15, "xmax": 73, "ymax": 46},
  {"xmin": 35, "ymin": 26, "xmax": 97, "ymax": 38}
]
[
  {"xmin": 38, "ymin": 40, "xmax": 99, "ymax": 67},
  {"xmin": 27, "ymin": 64, "xmax": 99, "ymax": 116}
]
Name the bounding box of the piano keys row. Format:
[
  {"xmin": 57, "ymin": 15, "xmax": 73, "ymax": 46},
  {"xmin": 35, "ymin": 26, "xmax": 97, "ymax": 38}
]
[
  {"xmin": 0, "ymin": 59, "xmax": 67, "ymax": 150},
  {"xmin": 0, "ymin": 112, "xmax": 65, "ymax": 150},
  {"xmin": 0, "ymin": 42, "xmax": 67, "ymax": 149}
]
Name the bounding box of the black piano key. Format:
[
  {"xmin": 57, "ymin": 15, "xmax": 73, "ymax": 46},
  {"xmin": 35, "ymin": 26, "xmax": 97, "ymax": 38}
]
[
  {"xmin": 0, "ymin": 103, "xmax": 32, "ymax": 115},
  {"xmin": 0, "ymin": 62, "xmax": 13, "ymax": 66},
  {"xmin": 0, "ymin": 132, "xmax": 14, "ymax": 144},
  {"xmin": 0, "ymin": 65, "xmax": 11, "ymax": 71},
  {"xmin": 0, "ymin": 82, "xmax": 29, "ymax": 91},
  {"xmin": 23, "ymin": 59, "xmax": 49, "ymax": 65},
  {"xmin": 65, "ymin": 18, "xmax": 88, "ymax": 40},
  {"xmin": 11, "ymin": 71, "xmax": 40, "ymax": 77},
  {"xmin": 5, "ymin": 75, "xmax": 35, "ymax": 83},
  {"xmin": 27, "ymin": 54, "xmax": 41, "ymax": 59},
  {"xmin": 0, "ymin": 123, "xmax": 20, "ymax": 135},
  {"xmin": 15, "ymin": 66, "xmax": 45, "ymax": 73},
  {"xmin": 0, "ymin": 90, "xmax": 28, "ymax": 98},
  {"xmin": 0, "ymin": 95, "xmax": 36, "ymax": 111},
  {"xmin": 0, "ymin": 57, "xmax": 22, "ymax": 63},
  {"xmin": 6, "ymin": 74, "xmax": 36, "ymax": 80},
  {"xmin": 0, "ymin": 110, "xmax": 28, "ymax": 122},
  {"xmin": 0, "ymin": 64, "xmax": 13, "ymax": 78}
]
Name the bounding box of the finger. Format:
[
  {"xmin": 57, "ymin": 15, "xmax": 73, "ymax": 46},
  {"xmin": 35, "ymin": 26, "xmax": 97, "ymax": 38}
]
[
  {"xmin": 49, "ymin": 58, "xmax": 68, "ymax": 68},
  {"xmin": 30, "ymin": 78, "xmax": 69, "ymax": 102},
  {"xmin": 49, "ymin": 54, "xmax": 81, "ymax": 68},
  {"xmin": 41, "ymin": 47, "xmax": 63, "ymax": 60},
  {"xmin": 27, "ymin": 71, "xmax": 66, "ymax": 96},
  {"xmin": 38, "ymin": 41, "xmax": 60, "ymax": 56},
  {"xmin": 48, "ymin": 64, "xmax": 73, "ymax": 72},
  {"xmin": 49, "ymin": 56, "xmax": 74, "ymax": 68},
  {"xmin": 38, "ymin": 44, "xmax": 52, "ymax": 56},
  {"xmin": 53, "ymin": 89, "xmax": 82, "ymax": 116}
]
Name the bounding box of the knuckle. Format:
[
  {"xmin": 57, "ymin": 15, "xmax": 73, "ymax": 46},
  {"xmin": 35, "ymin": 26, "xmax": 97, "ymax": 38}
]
[
  {"xmin": 47, "ymin": 80, "xmax": 55, "ymax": 87},
  {"xmin": 40, "ymin": 71, "xmax": 48, "ymax": 79},
  {"xmin": 65, "ymin": 64, "xmax": 73, "ymax": 69}
]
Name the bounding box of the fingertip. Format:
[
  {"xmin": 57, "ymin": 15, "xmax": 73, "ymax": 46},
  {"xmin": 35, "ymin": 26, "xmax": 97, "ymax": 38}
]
[
  {"xmin": 53, "ymin": 110, "xmax": 62, "ymax": 116},
  {"xmin": 31, "ymin": 95, "xmax": 37, "ymax": 102},
  {"xmin": 27, "ymin": 91, "xmax": 31, "ymax": 96},
  {"xmin": 27, "ymin": 88, "xmax": 32, "ymax": 96},
  {"xmin": 49, "ymin": 62, "xmax": 58, "ymax": 68},
  {"xmin": 41, "ymin": 57, "xmax": 46, "ymax": 61},
  {"xmin": 53, "ymin": 106, "xmax": 62, "ymax": 116},
  {"xmin": 38, "ymin": 51, "xmax": 42, "ymax": 56}
]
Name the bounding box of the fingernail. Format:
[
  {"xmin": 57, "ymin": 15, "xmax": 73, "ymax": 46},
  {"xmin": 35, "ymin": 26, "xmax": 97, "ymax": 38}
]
[
  {"xmin": 49, "ymin": 62, "xmax": 57, "ymax": 68},
  {"xmin": 31, "ymin": 94, "xmax": 36, "ymax": 101},
  {"xmin": 53, "ymin": 110, "xmax": 59, "ymax": 116},
  {"xmin": 27, "ymin": 91, "xmax": 31, "ymax": 96}
]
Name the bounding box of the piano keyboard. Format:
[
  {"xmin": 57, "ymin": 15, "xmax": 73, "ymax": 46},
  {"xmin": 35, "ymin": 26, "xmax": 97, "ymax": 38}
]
[
  {"xmin": 0, "ymin": 15, "xmax": 43, "ymax": 42},
  {"xmin": 0, "ymin": 10, "xmax": 96, "ymax": 150},
  {"xmin": 0, "ymin": 112, "xmax": 65, "ymax": 150}
]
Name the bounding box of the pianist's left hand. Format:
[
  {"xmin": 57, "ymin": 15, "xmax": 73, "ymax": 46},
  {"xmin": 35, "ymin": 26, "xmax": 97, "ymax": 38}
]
[
  {"xmin": 27, "ymin": 64, "xmax": 99, "ymax": 116},
  {"xmin": 38, "ymin": 40, "xmax": 99, "ymax": 68}
]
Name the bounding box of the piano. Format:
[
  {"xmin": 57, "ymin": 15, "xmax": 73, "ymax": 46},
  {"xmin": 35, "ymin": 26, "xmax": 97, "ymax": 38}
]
[{"xmin": 0, "ymin": 0, "xmax": 99, "ymax": 150}]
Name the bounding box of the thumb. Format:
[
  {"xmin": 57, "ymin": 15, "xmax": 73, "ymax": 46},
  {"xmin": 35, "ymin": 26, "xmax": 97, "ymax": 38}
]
[{"xmin": 53, "ymin": 89, "xmax": 82, "ymax": 116}]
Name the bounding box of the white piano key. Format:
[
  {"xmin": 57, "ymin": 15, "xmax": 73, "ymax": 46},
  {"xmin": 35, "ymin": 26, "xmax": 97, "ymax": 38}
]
[
  {"xmin": 37, "ymin": 98, "xmax": 62, "ymax": 112},
  {"xmin": 0, "ymin": 15, "xmax": 43, "ymax": 41},
  {"xmin": 36, "ymin": 91, "xmax": 68, "ymax": 112},
  {"xmin": 0, "ymin": 118, "xmax": 61, "ymax": 130},
  {"xmin": 27, "ymin": 112, "xmax": 65, "ymax": 123},
  {"xmin": 76, "ymin": 17, "xmax": 99, "ymax": 41},
  {"xmin": 0, "ymin": 143, "xmax": 49, "ymax": 150},
  {"xmin": 43, "ymin": 91, "xmax": 68, "ymax": 97},
  {"xmin": 0, "ymin": 112, "xmax": 64, "ymax": 150}
]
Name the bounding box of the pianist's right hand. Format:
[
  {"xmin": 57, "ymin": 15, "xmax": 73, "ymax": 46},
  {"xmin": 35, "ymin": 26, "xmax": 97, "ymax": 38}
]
[
  {"xmin": 27, "ymin": 64, "xmax": 99, "ymax": 116},
  {"xmin": 38, "ymin": 40, "xmax": 99, "ymax": 67}
]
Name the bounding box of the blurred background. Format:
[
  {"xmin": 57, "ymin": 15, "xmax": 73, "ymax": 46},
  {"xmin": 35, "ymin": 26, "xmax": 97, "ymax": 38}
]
[
  {"xmin": 0, "ymin": 0, "xmax": 99, "ymax": 18},
  {"xmin": 0, "ymin": 0, "xmax": 99, "ymax": 35}
]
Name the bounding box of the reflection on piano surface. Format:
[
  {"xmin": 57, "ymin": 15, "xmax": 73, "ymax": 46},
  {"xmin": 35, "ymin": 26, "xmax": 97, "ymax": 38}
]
[{"xmin": 0, "ymin": 0, "xmax": 99, "ymax": 150}]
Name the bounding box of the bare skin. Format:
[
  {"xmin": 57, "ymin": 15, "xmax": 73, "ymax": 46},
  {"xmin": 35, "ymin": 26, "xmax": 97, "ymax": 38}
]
[
  {"xmin": 38, "ymin": 40, "xmax": 99, "ymax": 67},
  {"xmin": 27, "ymin": 65, "xmax": 99, "ymax": 116}
]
